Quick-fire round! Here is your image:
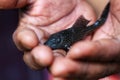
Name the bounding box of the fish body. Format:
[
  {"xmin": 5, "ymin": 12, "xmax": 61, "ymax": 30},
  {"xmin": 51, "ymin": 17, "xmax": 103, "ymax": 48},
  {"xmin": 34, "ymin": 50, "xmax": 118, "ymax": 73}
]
[
  {"xmin": 44, "ymin": 16, "xmax": 90, "ymax": 51},
  {"xmin": 44, "ymin": 2, "xmax": 110, "ymax": 52}
]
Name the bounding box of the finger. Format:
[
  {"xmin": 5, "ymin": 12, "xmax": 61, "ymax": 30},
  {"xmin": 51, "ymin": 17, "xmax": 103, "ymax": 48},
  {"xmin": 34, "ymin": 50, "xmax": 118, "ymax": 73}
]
[
  {"xmin": 30, "ymin": 45, "xmax": 54, "ymax": 67},
  {"xmin": 23, "ymin": 51, "xmax": 42, "ymax": 70},
  {"xmin": 23, "ymin": 45, "xmax": 54, "ymax": 70},
  {"xmin": 13, "ymin": 27, "xmax": 39, "ymax": 51},
  {"xmin": 67, "ymin": 39, "xmax": 120, "ymax": 62},
  {"xmin": 50, "ymin": 57, "xmax": 120, "ymax": 80},
  {"xmin": 53, "ymin": 49, "xmax": 67, "ymax": 57},
  {"xmin": 0, "ymin": 0, "xmax": 31, "ymax": 9}
]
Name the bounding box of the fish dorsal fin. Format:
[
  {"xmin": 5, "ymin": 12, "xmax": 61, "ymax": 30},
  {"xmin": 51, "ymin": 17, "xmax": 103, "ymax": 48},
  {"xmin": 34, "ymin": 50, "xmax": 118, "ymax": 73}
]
[{"xmin": 72, "ymin": 16, "xmax": 90, "ymax": 28}]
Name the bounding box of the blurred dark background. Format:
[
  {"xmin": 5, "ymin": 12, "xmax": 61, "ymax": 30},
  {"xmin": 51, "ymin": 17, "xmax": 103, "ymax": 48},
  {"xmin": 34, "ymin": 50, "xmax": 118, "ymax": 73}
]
[{"xmin": 0, "ymin": 9, "xmax": 49, "ymax": 80}]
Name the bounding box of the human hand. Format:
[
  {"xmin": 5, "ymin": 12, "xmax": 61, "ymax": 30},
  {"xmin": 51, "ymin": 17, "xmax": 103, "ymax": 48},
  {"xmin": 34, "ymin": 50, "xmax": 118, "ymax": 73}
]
[
  {"xmin": 2, "ymin": 0, "xmax": 120, "ymax": 80},
  {"xmin": 49, "ymin": 0, "xmax": 120, "ymax": 80},
  {"xmin": 1, "ymin": 0, "xmax": 95, "ymax": 70},
  {"xmin": 0, "ymin": 0, "xmax": 28, "ymax": 9}
]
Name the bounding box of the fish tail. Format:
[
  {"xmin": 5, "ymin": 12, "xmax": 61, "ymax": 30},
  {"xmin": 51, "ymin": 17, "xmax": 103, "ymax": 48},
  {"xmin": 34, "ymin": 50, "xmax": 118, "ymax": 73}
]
[
  {"xmin": 85, "ymin": 2, "xmax": 110, "ymax": 33},
  {"xmin": 100, "ymin": 2, "xmax": 110, "ymax": 21}
]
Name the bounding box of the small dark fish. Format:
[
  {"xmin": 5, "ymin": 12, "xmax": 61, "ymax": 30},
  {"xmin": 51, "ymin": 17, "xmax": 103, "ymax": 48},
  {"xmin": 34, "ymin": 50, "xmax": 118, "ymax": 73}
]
[{"xmin": 44, "ymin": 2, "xmax": 110, "ymax": 52}]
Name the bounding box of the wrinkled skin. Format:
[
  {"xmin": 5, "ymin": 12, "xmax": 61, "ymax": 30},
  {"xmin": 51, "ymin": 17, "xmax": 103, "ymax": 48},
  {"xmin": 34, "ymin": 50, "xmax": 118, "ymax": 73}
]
[{"xmin": 1, "ymin": 0, "xmax": 120, "ymax": 80}]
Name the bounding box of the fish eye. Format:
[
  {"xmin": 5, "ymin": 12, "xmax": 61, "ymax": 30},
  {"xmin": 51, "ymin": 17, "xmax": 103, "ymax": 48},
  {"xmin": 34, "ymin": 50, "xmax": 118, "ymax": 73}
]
[
  {"xmin": 44, "ymin": 36, "xmax": 62, "ymax": 50},
  {"xmin": 50, "ymin": 37, "xmax": 61, "ymax": 44}
]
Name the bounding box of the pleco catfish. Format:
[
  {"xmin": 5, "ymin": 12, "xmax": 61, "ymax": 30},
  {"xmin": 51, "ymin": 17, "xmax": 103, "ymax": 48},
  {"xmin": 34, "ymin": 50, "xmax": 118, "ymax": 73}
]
[{"xmin": 44, "ymin": 2, "xmax": 110, "ymax": 52}]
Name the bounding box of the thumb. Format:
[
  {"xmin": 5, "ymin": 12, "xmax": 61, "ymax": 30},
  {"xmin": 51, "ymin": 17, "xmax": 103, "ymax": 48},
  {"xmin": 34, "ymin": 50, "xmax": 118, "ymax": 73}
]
[
  {"xmin": 67, "ymin": 39, "xmax": 120, "ymax": 62},
  {"xmin": 0, "ymin": 0, "xmax": 30, "ymax": 9}
]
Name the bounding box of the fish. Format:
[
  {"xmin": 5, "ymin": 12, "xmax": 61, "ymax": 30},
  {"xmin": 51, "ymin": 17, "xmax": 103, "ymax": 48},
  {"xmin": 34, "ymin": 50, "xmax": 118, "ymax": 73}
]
[{"xmin": 44, "ymin": 2, "xmax": 110, "ymax": 52}]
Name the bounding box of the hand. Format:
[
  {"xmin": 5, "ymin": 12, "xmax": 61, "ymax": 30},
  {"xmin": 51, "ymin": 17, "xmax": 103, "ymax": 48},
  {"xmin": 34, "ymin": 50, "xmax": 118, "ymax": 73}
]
[
  {"xmin": 1, "ymin": 0, "xmax": 120, "ymax": 80},
  {"xmin": 0, "ymin": 0, "xmax": 28, "ymax": 9},
  {"xmin": 10, "ymin": 0, "xmax": 95, "ymax": 70},
  {"xmin": 49, "ymin": 0, "xmax": 120, "ymax": 80}
]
